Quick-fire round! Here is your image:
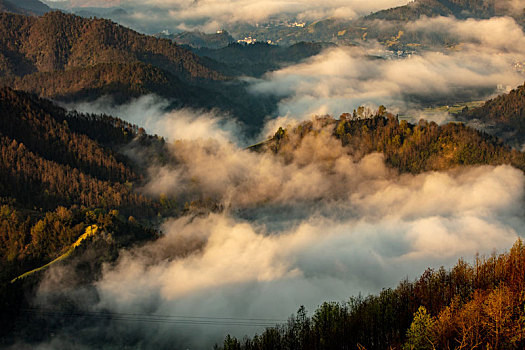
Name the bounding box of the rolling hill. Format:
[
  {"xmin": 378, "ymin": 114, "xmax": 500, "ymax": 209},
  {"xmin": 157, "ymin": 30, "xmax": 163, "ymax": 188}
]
[
  {"xmin": 0, "ymin": 11, "xmax": 276, "ymax": 130},
  {"xmin": 0, "ymin": 0, "xmax": 51, "ymax": 16},
  {"xmin": 366, "ymin": 0, "xmax": 522, "ymax": 21},
  {"xmin": 257, "ymin": 111, "xmax": 525, "ymax": 174},
  {"xmin": 194, "ymin": 41, "xmax": 335, "ymax": 77},
  {"xmin": 460, "ymin": 83, "xmax": 525, "ymax": 147}
]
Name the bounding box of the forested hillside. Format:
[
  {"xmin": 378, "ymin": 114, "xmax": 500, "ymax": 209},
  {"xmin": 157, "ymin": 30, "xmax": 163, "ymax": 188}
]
[
  {"xmin": 366, "ymin": 0, "xmax": 522, "ymax": 21},
  {"xmin": 0, "ymin": 0, "xmax": 50, "ymax": 16},
  {"xmin": 194, "ymin": 42, "xmax": 334, "ymax": 77},
  {"xmin": 0, "ymin": 11, "xmax": 220, "ymax": 80},
  {"xmin": 220, "ymin": 239, "xmax": 525, "ymax": 350},
  {"xmin": 258, "ymin": 110, "xmax": 525, "ymax": 174},
  {"xmin": 0, "ymin": 88, "xmax": 167, "ymax": 289},
  {"xmin": 0, "ymin": 11, "xmax": 276, "ymax": 129},
  {"xmin": 0, "ymin": 87, "xmax": 155, "ymax": 209},
  {"xmin": 460, "ymin": 83, "xmax": 525, "ymax": 147}
]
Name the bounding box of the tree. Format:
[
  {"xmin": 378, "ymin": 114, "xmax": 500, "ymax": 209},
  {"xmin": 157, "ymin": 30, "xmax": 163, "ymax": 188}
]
[
  {"xmin": 483, "ymin": 285, "xmax": 515, "ymax": 350},
  {"xmin": 403, "ymin": 306, "xmax": 435, "ymax": 350}
]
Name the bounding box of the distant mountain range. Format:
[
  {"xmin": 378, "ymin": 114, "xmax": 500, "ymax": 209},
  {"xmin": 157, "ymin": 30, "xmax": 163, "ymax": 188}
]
[
  {"xmin": 60, "ymin": 0, "xmax": 524, "ymax": 48},
  {"xmin": 193, "ymin": 41, "xmax": 335, "ymax": 77},
  {"xmin": 0, "ymin": 0, "xmax": 50, "ymax": 16},
  {"xmin": 0, "ymin": 11, "xmax": 278, "ymax": 130},
  {"xmin": 162, "ymin": 30, "xmax": 236, "ymax": 49},
  {"xmin": 204, "ymin": 0, "xmax": 525, "ymax": 47},
  {"xmin": 367, "ymin": 0, "xmax": 522, "ymax": 21}
]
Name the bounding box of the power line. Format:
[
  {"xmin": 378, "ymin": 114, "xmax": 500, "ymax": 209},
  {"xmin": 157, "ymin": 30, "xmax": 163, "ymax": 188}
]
[{"xmin": 22, "ymin": 307, "xmax": 287, "ymax": 328}]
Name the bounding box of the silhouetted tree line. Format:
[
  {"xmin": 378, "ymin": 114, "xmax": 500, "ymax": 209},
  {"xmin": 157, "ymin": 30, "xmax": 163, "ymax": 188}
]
[{"xmin": 220, "ymin": 240, "xmax": 525, "ymax": 350}]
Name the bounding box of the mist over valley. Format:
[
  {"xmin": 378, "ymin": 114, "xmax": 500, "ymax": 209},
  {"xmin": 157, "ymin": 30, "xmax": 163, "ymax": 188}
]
[{"xmin": 1, "ymin": 1, "xmax": 525, "ymax": 349}]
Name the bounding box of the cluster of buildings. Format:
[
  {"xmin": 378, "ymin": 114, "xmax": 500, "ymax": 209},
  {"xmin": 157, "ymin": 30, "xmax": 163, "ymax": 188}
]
[
  {"xmin": 236, "ymin": 37, "xmax": 275, "ymax": 45},
  {"xmin": 369, "ymin": 49, "xmax": 417, "ymax": 60},
  {"xmin": 237, "ymin": 36, "xmax": 257, "ymax": 44}
]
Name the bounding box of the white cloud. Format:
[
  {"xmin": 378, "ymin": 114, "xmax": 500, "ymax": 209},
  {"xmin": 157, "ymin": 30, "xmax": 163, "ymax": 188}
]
[
  {"xmin": 248, "ymin": 16, "xmax": 525, "ymax": 121},
  {"xmin": 44, "ymin": 0, "xmax": 410, "ymax": 32},
  {"xmin": 88, "ymin": 116, "xmax": 524, "ymax": 347},
  {"xmin": 35, "ymin": 108, "xmax": 525, "ymax": 347}
]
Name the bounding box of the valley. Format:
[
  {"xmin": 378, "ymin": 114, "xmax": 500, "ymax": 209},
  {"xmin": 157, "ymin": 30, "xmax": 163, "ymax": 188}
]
[{"xmin": 1, "ymin": 0, "xmax": 525, "ymax": 349}]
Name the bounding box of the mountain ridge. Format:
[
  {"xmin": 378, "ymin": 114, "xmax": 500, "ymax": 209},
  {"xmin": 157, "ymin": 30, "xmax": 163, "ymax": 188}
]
[
  {"xmin": 0, "ymin": 0, "xmax": 51, "ymax": 16},
  {"xmin": 0, "ymin": 11, "xmax": 279, "ymax": 129}
]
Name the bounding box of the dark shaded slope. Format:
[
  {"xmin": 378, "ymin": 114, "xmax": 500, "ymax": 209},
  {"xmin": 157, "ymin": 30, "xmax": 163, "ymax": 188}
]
[
  {"xmin": 195, "ymin": 41, "xmax": 334, "ymax": 77},
  {"xmin": 7, "ymin": 0, "xmax": 50, "ymax": 15},
  {"xmin": 460, "ymin": 83, "xmax": 525, "ymax": 147},
  {"xmin": 169, "ymin": 30, "xmax": 235, "ymax": 49},
  {"xmin": 366, "ymin": 0, "xmax": 515, "ymax": 21},
  {"xmin": 0, "ymin": 0, "xmax": 28, "ymax": 15},
  {"xmin": 0, "ymin": 87, "xmax": 158, "ymax": 212},
  {"xmin": 0, "ymin": 11, "xmax": 278, "ymax": 130},
  {"xmin": 0, "ymin": 0, "xmax": 50, "ymax": 16}
]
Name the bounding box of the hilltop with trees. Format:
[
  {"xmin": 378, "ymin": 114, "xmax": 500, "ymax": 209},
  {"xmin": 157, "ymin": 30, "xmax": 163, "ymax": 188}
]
[
  {"xmin": 258, "ymin": 108, "xmax": 525, "ymax": 174},
  {"xmin": 219, "ymin": 239, "xmax": 525, "ymax": 350}
]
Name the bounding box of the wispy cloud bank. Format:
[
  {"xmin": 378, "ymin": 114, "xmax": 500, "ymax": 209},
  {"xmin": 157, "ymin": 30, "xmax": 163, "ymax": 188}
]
[
  {"xmin": 249, "ymin": 17, "xmax": 525, "ymax": 121},
  {"xmin": 89, "ymin": 114, "xmax": 524, "ymax": 347},
  {"xmin": 34, "ymin": 104, "xmax": 525, "ymax": 347},
  {"xmin": 45, "ymin": 0, "xmax": 409, "ymax": 32}
]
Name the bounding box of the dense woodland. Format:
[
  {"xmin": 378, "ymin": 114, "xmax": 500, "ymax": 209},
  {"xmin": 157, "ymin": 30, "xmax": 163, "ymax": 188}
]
[
  {"xmin": 460, "ymin": 83, "xmax": 525, "ymax": 147},
  {"xmin": 0, "ymin": 88, "xmax": 167, "ymax": 334},
  {"xmin": 366, "ymin": 0, "xmax": 521, "ymax": 21},
  {"xmin": 219, "ymin": 239, "xmax": 525, "ymax": 350},
  {"xmin": 194, "ymin": 42, "xmax": 334, "ymax": 77},
  {"xmin": 0, "ymin": 11, "xmax": 220, "ymax": 80},
  {"xmin": 0, "ymin": 0, "xmax": 50, "ymax": 17},
  {"xmin": 0, "ymin": 87, "xmax": 157, "ymax": 211},
  {"xmin": 0, "ymin": 11, "xmax": 276, "ymax": 130},
  {"xmin": 259, "ymin": 108, "xmax": 525, "ymax": 174}
]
